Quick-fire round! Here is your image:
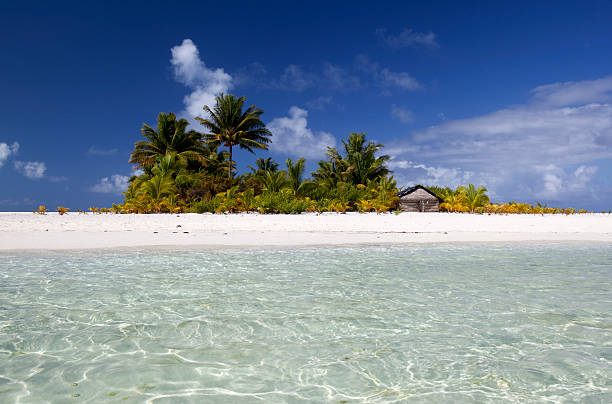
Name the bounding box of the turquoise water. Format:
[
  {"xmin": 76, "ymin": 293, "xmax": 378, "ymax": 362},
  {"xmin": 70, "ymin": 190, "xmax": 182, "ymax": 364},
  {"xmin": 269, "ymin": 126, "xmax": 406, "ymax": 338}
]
[{"xmin": 0, "ymin": 244, "xmax": 611, "ymax": 403}]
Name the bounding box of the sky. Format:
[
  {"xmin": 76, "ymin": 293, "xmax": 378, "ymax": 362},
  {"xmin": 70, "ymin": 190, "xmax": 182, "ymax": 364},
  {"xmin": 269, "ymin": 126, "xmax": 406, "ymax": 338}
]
[{"xmin": 1, "ymin": 1, "xmax": 612, "ymax": 211}]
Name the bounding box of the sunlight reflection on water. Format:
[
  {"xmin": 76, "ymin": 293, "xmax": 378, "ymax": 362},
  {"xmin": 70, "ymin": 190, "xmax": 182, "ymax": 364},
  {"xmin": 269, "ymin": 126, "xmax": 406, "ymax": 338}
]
[{"xmin": 0, "ymin": 243, "xmax": 611, "ymax": 403}]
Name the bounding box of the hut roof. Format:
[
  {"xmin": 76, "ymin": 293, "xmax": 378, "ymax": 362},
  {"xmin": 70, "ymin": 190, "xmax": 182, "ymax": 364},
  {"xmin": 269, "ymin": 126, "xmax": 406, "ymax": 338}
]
[{"xmin": 397, "ymin": 185, "xmax": 443, "ymax": 202}]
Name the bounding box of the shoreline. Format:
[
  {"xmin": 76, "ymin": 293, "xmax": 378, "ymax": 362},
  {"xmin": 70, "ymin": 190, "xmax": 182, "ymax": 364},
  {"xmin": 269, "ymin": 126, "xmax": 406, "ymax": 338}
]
[{"xmin": 1, "ymin": 212, "xmax": 611, "ymax": 251}]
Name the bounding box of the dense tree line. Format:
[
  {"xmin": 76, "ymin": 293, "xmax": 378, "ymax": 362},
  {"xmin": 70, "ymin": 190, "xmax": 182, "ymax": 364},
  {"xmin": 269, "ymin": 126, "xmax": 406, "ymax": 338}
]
[
  {"xmin": 110, "ymin": 93, "xmax": 591, "ymax": 215},
  {"xmin": 118, "ymin": 94, "xmax": 399, "ymax": 213}
]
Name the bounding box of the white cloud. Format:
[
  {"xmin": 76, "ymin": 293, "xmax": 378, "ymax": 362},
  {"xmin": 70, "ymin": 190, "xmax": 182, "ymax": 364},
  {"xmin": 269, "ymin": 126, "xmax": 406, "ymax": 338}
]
[
  {"xmin": 380, "ymin": 69, "xmax": 420, "ymax": 90},
  {"xmin": 413, "ymin": 104, "xmax": 612, "ymax": 163},
  {"xmin": 90, "ymin": 174, "xmax": 130, "ymax": 194},
  {"xmin": 376, "ymin": 28, "xmax": 439, "ymax": 49},
  {"xmin": 391, "ymin": 105, "xmax": 415, "ymax": 123},
  {"xmin": 533, "ymin": 164, "xmax": 599, "ymax": 199},
  {"xmin": 355, "ymin": 55, "xmax": 420, "ymax": 92},
  {"xmin": 389, "ymin": 76, "xmax": 612, "ymax": 205},
  {"xmin": 268, "ymin": 106, "xmax": 336, "ymax": 159},
  {"xmin": 388, "ymin": 160, "xmax": 472, "ymax": 190},
  {"xmin": 170, "ymin": 39, "xmax": 232, "ymax": 126},
  {"xmin": 572, "ymin": 165, "xmax": 598, "ymax": 190},
  {"xmin": 14, "ymin": 161, "xmax": 46, "ymax": 179},
  {"xmin": 0, "ymin": 142, "xmax": 19, "ymax": 167},
  {"xmin": 322, "ymin": 64, "xmax": 361, "ymax": 91},
  {"xmin": 279, "ymin": 65, "xmax": 316, "ymax": 91},
  {"xmin": 530, "ymin": 76, "xmax": 612, "ymax": 107},
  {"xmin": 88, "ymin": 146, "xmax": 118, "ymax": 156}
]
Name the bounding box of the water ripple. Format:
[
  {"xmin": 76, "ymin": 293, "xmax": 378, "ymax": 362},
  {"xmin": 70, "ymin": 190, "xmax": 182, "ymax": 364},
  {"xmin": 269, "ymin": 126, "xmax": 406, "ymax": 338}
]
[{"xmin": 0, "ymin": 243, "xmax": 611, "ymax": 402}]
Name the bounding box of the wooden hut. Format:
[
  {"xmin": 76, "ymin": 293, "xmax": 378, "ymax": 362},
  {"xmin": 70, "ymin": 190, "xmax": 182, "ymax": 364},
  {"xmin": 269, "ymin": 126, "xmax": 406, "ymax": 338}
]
[{"xmin": 397, "ymin": 185, "xmax": 442, "ymax": 212}]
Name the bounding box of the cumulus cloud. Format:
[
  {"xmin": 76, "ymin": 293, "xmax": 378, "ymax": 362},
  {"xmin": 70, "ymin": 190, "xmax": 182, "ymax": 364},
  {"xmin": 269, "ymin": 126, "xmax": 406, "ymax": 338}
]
[
  {"xmin": 170, "ymin": 39, "xmax": 232, "ymax": 125},
  {"xmin": 533, "ymin": 164, "xmax": 599, "ymax": 199},
  {"xmin": 391, "ymin": 105, "xmax": 415, "ymax": 123},
  {"xmin": 376, "ymin": 28, "xmax": 439, "ymax": 49},
  {"xmin": 0, "ymin": 142, "xmax": 19, "ymax": 167},
  {"xmin": 268, "ymin": 107, "xmax": 336, "ymax": 159},
  {"xmin": 389, "ymin": 76, "xmax": 612, "ymax": 205},
  {"xmin": 90, "ymin": 174, "xmax": 130, "ymax": 194},
  {"xmin": 388, "ymin": 160, "xmax": 473, "ymax": 190},
  {"xmin": 87, "ymin": 146, "xmax": 118, "ymax": 156},
  {"xmin": 14, "ymin": 161, "xmax": 46, "ymax": 179}
]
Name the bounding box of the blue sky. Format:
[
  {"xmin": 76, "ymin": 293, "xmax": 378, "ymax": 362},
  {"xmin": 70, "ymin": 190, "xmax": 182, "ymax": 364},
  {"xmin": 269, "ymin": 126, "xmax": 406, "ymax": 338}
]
[{"xmin": 1, "ymin": 1, "xmax": 612, "ymax": 210}]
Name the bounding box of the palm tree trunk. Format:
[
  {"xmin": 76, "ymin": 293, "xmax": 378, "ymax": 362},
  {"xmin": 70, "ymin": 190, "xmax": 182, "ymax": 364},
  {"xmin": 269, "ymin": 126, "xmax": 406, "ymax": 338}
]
[{"xmin": 228, "ymin": 145, "xmax": 233, "ymax": 179}]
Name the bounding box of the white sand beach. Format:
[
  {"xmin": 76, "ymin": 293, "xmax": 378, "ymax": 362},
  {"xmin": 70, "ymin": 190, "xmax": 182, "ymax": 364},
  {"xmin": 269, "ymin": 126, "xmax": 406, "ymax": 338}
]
[{"xmin": 0, "ymin": 212, "xmax": 611, "ymax": 250}]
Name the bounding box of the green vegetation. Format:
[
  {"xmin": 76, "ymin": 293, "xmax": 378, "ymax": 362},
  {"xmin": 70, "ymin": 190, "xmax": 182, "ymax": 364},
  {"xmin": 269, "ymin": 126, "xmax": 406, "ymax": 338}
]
[
  {"xmin": 80, "ymin": 93, "xmax": 595, "ymax": 215},
  {"xmin": 196, "ymin": 93, "xmax": 272, "ymax": 178},
  {"xmin": 129, "ymin": 112, "xmax": 208, "ymax": 170},
  {"xmin": 113, "ymin": 94, "xmax": 399, "ymax": 214},
  {"xmin": 432, "ymin": 185, "xmax": 588, "ymax": 214}
]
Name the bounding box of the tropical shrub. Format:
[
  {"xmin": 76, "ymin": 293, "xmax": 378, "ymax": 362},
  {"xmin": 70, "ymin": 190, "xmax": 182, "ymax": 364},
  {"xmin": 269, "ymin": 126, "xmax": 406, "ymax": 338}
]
[
  {"xmin": 355, "ymin": 199, "xmax": 375, "ymax": 212},
  {"xmin": 190, "ymin": 197, "xmax": 224, "ymax": 213},
  {"xmin": 460, "ymin": 184, "xmax": 490, "ymax": 213},
  {"xmin": 256, "ymin": 190, "xmax": 314, "ymax": 214},
  {"xmin": 438, "ymin": 184, "xmax": 487, "ymax": 213},
  {"xmin": 57, "ymin": 206, "xmax": 70, "ymax": 215},
  {"xmin": 34, "ymin": 205, "xmax": 47, "ymax": 215}
]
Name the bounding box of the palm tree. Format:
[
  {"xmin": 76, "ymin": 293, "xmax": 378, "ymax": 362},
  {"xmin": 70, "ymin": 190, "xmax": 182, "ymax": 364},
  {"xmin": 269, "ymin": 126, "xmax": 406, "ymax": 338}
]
[
  {"xmin": 312, "ymin": 159, "xmax": 343, "ymax": 188},
  {"xmin": 286, "ymin": 157, "xmax": 314, "ymax": 197},
  {"xmin": 140, "ymin": 175, "xmax": 175, "ymax": 212},
  {"xmin": 250, "ymin": 157, "xmax": 279, "ymax": 173},
  {"xmin": 129, "ymin": 112, "xmax": 208, "ymax": 169},
  {"xmin": 142, "ymin": 175, "xmax": 174, "ymax": 200},
  {"xmin": 341, "ymin": 133, "xmax": 390, "ymax": 185},
  {"xmin": 202, "ymin": 143, "xmax": 233, "ymax": 177},
  {"xmin": 151, "ymin": 153, "xmax": 186, "ymax": 179},
  {"xmin": 196, "ymin": 94, "xmax": 272, "ymax": 179},
  {"xmin": 314, "ymin": 133, "xmax": 390, "ymax": 186},
  {"xmin": 439, "ymin": 186, "xmax": 468, "ymax": 212},
  {"xmin": 459, "ymin": 184, "xmax": 490, "ymax": 212},
  {"xmin": 286, "ymin": 157, "xmax": 305, "ymax": 190},
  {"xmin": 259, "ymin": 171, "xmax": 289, "ymax": 193}
]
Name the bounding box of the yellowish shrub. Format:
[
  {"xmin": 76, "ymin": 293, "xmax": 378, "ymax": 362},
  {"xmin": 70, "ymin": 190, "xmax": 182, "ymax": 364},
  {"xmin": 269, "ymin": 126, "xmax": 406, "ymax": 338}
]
[{"xmin": 34, "ymin": 205, "xmax": 47, "ymax": 215}]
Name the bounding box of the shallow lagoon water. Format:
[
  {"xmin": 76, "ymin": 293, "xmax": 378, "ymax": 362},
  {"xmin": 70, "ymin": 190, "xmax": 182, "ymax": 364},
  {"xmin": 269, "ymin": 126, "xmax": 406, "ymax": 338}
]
[{"xmin": 0, "ymin": 243, "xmax": 611, "ymax": 403}]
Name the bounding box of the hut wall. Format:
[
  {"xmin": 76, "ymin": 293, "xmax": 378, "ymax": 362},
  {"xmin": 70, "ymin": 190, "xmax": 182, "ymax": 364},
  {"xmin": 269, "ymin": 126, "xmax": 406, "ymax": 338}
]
[
  {"xmin": 399, "ymin": 188, "xmax": 439, "ymax": 212},
  {"xmin": 398, "ymin": 200, "xmax": 439, "ymax": 212}
]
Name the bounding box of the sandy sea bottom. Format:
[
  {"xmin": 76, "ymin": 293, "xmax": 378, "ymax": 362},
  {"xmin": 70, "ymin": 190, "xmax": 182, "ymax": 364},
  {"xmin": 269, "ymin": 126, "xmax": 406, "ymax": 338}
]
[{"xmin": 0, "ymin": 243, "xmax": 611, "ymax": 403}]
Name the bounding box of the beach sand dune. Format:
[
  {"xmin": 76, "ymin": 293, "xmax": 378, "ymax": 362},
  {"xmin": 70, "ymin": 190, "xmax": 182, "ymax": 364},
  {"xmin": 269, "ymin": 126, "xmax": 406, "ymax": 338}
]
[{"xmin": 1, "ymin": 212, "xmax": 611, "ymax": 250}]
